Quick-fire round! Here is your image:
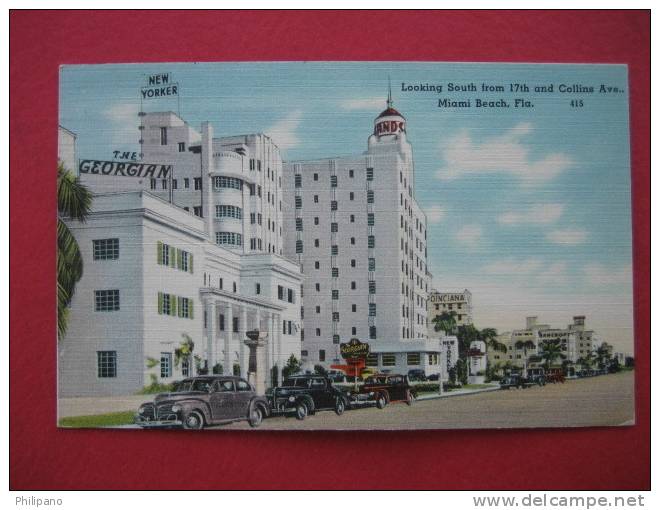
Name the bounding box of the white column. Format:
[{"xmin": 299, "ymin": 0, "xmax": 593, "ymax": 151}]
[
  {"xmin": 205, "ymin": 299, "xmax": 215, "ymax": 374},
  {"xmin": 275, "ymin": 313, "xmax": 283, "ymax": 382},
  {"xmin": 266, "ymin": 311, "xmax": 273, "ymax": 388},
  {"xmin": 239, "ymin": 307, "xmax": 248, "ymax": 377},
  {"xmin": 224, "ymin": 303, "xmax": 233, "ymax": 375},
  {"xmin": 202, "ymin": 122, "xmax": 215, "ymax": 241}
]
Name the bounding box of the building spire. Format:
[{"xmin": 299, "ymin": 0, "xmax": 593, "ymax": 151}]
[{"xmin": 387, "ymin": 76, "xmax": 393, "ymax": 108}]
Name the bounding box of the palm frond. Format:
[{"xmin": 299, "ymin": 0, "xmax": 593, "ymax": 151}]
[{"xmin": 58, "ymin": 163, "xmax": 92, "ymax": 221}]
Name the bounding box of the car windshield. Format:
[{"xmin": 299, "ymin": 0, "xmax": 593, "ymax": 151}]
[
  {"xmin": 283, "ymin": 378, "xmax": 310, "ymax": 388},
  {"xmin": 178, "ymin": 379, "xmax": 213, "ymax": 392}
]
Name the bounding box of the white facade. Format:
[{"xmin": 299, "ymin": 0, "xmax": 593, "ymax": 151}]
[
  {"xmin": 58, "ymin": 125, "xmax": 76, "ymax": 170},
  {"xmin": 59, "ymin": 114, "xmax": 303, "ymax": 397},
  {"xmin": 428, "ymin": 289, "xmax": 473, "ymax": 327},
  {"xmin": 282, "ymin": 97, "xmax": 433, "ymax": 369}
]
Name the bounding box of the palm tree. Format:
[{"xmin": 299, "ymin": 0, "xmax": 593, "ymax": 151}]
[
  {"xmin": 57, "ymin": 162, "xmax": 92, "ymax": 337},
  {"xmin": 482, "ymin": 328, "xmax": 507, "ymax": 355},
  {"xmin": 539, "ymin": 340, "xmax": 566, "ymax": 369},
  {"xmin": 515, "ymin": 339, "xmax": 536, "ymax": 377},
  {"xmin": 595, "ymin": 343, "xmax": 613, "ymax": 369},
  {"xmin": 432, "ymin": 311, "xmax": 458, "ymax": 336}
]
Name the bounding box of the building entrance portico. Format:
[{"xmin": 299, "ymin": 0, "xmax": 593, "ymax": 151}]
[{"xmin": 200, "ymin": 288, "xmax": 285, "ymax": 391}]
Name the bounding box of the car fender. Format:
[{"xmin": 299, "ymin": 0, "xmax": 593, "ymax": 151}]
[
  {"xmin": 296, "ymin": 395, "xmax": 315, "ymax": 413},
  {"xmin": 175, "ymin": 399, "xmax": 212, "ymax": 424},
  {"xmin": 249, "ymin": 397, "xmax": 270, "ymax": 418}
]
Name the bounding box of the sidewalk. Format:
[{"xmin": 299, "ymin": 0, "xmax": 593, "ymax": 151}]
[
  {"xmin": 416, "ymin": 385, "xmax": 500, "ymax": 401},
  {"xmin": 58, "ymin": 395, "xmax": 147, "ymax": 418}
]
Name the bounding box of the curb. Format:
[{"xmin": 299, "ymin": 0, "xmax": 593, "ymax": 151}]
[{"xmin": 416, "ymin": 386, "xmax": 500, "ymax": 401}]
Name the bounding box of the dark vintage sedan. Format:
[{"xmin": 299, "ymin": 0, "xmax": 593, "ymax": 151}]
[
  {"xmin": 351, "ymin": 374, "xmax": 416, "ymax": 408},
  {"xmin": 267, "ymin": 375, "xmax": 350, "ymax": 420},
  {"xmin": 135, "ymin": 376, "xmax": 269, "ymax": 429}
]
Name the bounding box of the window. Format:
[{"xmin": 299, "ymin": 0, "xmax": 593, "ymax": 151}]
[
  {"xmin": 331, "ymin": 245, "xmax": 338, "ymax": 255},
  {"xmin": 214, "ymin": 176, "xmax": 242, "ymax": 190},
  {"xmin": 150, "ymin": 178, "xmax": 157, "ymax": 190},
  {"xmin": 97, "ymin": 351, "xmax": 117, "ymax": 377},
  {"xmin": 369, "ymin": 303, "xmax": 377, "ymax": 316},
  {"xmin": 331, "ymin": 201, "xmax": 337, "ymax": 211},
  {"xmin": 407, "ymin": 353, "xmax": 421, "ymax": 366},
  {"xmin": 368, "ymin": 213, "xmax": 375, "ymax": 226},
  {"xmin": 233, "ymin": 282, "xmax": 237, "ymax": 293},
  {"xmin": 160, "ymin": 352, "xmax": 172, "ymax": 378},
  {"xmin": 369, "ymin": 326, "xmax": 377, "ymax": 339},
  {"xmin": 330, "ymin": 175, "xmax": 337, "ymax": 187},
  {"xmin": 194, "ymin": 177, "xmax": 202, "ymax": 190},
  {"xmin": 368, "ymin": 258, "xmax": 376, "ymax": 271},
  {"xmin": 314, "ymin": 217, "xmax": 319, "ymax": 225},
  {"xmin": 366, "ymin": 167, "xmax": 374, "ymax": 180},
  {"xmin": 313, "ymin": 173, "xmax": 318, "ymax": 181},
  {"xmin": 333, "ymin": 335, "xmax": 340, "ymax": 344},
  {"xmin": 332, "ymin": 290, "xmax": 339, "ymax": 300},
  {"xmin": 295, "ymin": 196, "xmax": 302, "ymax": 209},
  {"xmin": 367, "ymin": 190, "xmax": 375, "ymax": 203},
  {"xmin": 93, "ymin": 238, "xmax": 119, "ymax": 260},
  {"xmin": 331, "ymin": 267, "xmax": 339, "ymax": 278},
  {"xmin": 315, "ymin": 328, "xmax": 321, "ymax": 337},
  {"xmin": 314, "ymin": 195, "xmax": 319, "ymax": 203},
  {"xmin": 319, "ymin": 350, "xmax": 325, "ymax": 362},
  {"xmin": 350, "ymin": 214, "xmax": 355, "ymax": 223},
  {"xmin": 255, "ymin": 283, "xmax": 261, "ymax": 295},
  {"xmin": 160, "ymin": 127, "xmax": 167, "ymax": 145},
  {"xmin": 332, "ymin": 312, "xmax": 339, "ymax": 322},
  {"xmin": 181, "ymin": 358, "xmax": 190, "ymax": 376},
  {"xmin": 184, "ymin": 178, "xmax": 189, "ymax": 189},
  {"xmin": 382, "ymin": 353, "xmax": 396, "ymax": 366},
  {"xmin": 178, "ymin": 142, "xmax": 185, "ymax": 152},
  {"xmin": 301, "ymin": 350, "xmax": 308, "ymax": 357},
  {"xmin": 287, "ymin": 288, "xmax": 295, "ymax": 303},
  {"xmin": 369, "ymin": 281, "xmax": 376, "ymax": 294},
  {"xmin": 350, "ymin": 259, "xmax": 356, "ymax": 268},
  {"xmin": 351, "ymin": 281, "xmax": 356, "ymax": 290},
  {"xmin": 215, "ymin": 232, "xmax": 242, "ymax": 246},
  {"xmin": 172, "ymin": 179, "xmax": 178, "ymax": 189},
  {"xmin": 296, "ymin": 218, "xmax": 303, "ymax": 231},
  {"xmin": 218, "ymin": 314, "xmax": 225, "ymax": 331},
  {"xmin": 215, "ymin": 205, "xmax": 243, "ymax": 219},
  {"xmin": 277, "ymin": 285, "xmax": 285, "ymax": 300},
  {"xmin": 162, "ymin": 179, "xmax": 167, "ymax": 190},
  {"xmin": 352, "ymin": 326, "xmax": 357, "ymax": 335},
  {"xmin": 349, "ymin": 192, "xmax": 354, "ymax": 201},
  {"xmin": 233, "ymin": 317, "xmax": 239, "ymax": 333},
  {"xmin": 315, "ymin": 283, "xmax": 321, "ymax": 292},
  {"xmin": 352, "ymin": 304, "xmax": 357, "ymax": 312},
  {"xmin": 95, "ymin": 290, "xmax": 119, "ymax": 311},
  {"xmin": 331, "ymin": 223, "xmax": 338, "ymax": 233},
  {"xmin": 296, "ymin": 240, "xmax": 303, "ymax": 253},
  {"xmin": 368, "ymin": 235, "xmax": 375, "ymax": 248},
  {"xmin": 429, "ymin": 353, "xmax": 439, "ymax": 365},
  {"xmin": 365, "ymin": 353, "xmax": 378, "ymax": 367},
  {"xmin": 315, "ymin": 305, "xmax": 321, "ymax": 314},
  {"xmin": 314, "ymin": 239, "xmax": 320, "ymax": 248},
  {"xmin": 295, "ymin": 174, "xmax": 302, "ymax": 187},
  {"xmin": 193, "ymin": 206, "xmax": 202, "ymax": 217},
  {"xmin": 178, "ymin": 296, "xmax": 192, "ymax": 318},
  {"xmin": 350, "ymin": 237, "xmax": 355, "ymax": 245},
  {"xmin": 349, "ymin": 169, "xmax": 354, "ymax": 178}
]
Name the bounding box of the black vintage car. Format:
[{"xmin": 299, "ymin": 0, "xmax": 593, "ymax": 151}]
[
  {"xmin": 267, "ymin": 375, "xmax": 350, "ymax": 420},
  {"xmin": 499, "ymin": 373, "xmax": 526, "ymax": 389},
  {"xmin": 135, "ymin": 376, "xmax": 270, "ymax": 429},
  {"xmin": 351, "ymin": 374, "xmax": 416, "ymax": 408}
]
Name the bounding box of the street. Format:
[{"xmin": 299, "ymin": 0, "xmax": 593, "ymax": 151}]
[{"xmin": 217, "ymin": 371, "xmax": 634, "ymax": 430}]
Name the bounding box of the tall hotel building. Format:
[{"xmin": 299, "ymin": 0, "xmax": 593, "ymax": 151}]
[
  {"xmin": 282, "ymin": 95, "xmax": 434, "ymax": 371},
  {"xmin": 58, "ymin": 114, "xmax": 302, "ymax": 397}
]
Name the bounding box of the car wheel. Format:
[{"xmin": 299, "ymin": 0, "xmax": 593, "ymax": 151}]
[
  {"xmin": 183, "ymin": 411, "xmax": 204, "ymax": 430},
  {"xmin": 335, "ymin": 398, "xmax": 346, "ymax": 416},
  {"xmin": 295, "ymin": 402, "xmax": 308, "ymax": 420},
  {"xmin": 248, "ymin": 406, "xmax": 263, "ymax": 428},
  {"xmin": 376, "ymin": 393, "xmax": 387, "ymax": 409},
  {"xmin": 405, "ymin": 390, "xmax": 414, "ymax": 406}
]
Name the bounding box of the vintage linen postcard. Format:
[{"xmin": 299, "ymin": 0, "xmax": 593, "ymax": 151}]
[{"xmin": 57, "ymin": 62, "xmax": 634, "ymax": 430}]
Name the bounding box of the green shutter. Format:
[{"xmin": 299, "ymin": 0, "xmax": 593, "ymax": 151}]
[
  {"xmin": 157, "ymin": 292, "xmax": 163, "ymax": 315},
  {"xmin": 189, "ymin": 300, "xmax": 194, "ymax": 320},
  {"xmin": 169, "ymin": 246, "xmax": 176, "ymax": 268},
  {"xmin": 178, "ymin": 296, "xmax": 183, "ymax": 317},
  {"xmin": 171, "ymin": 294, "xmax": 177, "ymax": 316},
  {"xmin": 177, "ymin": 249, "xmax": 182, "ymax": 270},
  {"xmin": 189, "ymin": 253, "xmax": 194, "ymax": 274},
  {"xmin": 157, "ymin": 241, "xmax": 163, "ymax": 265}
]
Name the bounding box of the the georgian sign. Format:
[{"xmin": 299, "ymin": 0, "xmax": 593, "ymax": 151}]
[
  {"xmin": 340, "ymin": 338, "xmax": 370, "ymax": 360},
  {"xmin": 78, "ymin": 159, "xmax": 172, "ymax": 179}
]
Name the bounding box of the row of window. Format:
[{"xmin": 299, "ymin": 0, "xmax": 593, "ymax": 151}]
[
  {"xmin": 215, "ymin": 232, "xmax": 242, "ymax": 246},
  {"xmin": 294, "ymin": 167, "xmax": 373, "ymax": 187},
  {"xmin": 213, "ymin": 176, "xmax": 243, "ymax": 190},
  {"xmin": 150, "ymin": 177, "xmax": 202, "ymax": 190},
  {"xmin": 215, "ymin": 204, "xmax": 242, "ymax": 219},
  {"xmin": 97, "ymin": 350, "xmax": 191, "ymax": 379},
  {"xmin": 157, "ymin": 292, "xmax": 194, "ymax": 319},
  {"xmin": 157, "ymin": 241, "xmax": 194, "ymax": 273},
  {"xmin": 277, "ymin": 285, "xmax": 296, "ymax": 304},
  {"xmin": 301, "ymin": 325, "xmax": 378, "ymax": 345}
]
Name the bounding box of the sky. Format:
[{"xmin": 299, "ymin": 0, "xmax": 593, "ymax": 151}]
[{"xmin": 59, "ymin": 62, "xmax": 634, "ymax": 354}]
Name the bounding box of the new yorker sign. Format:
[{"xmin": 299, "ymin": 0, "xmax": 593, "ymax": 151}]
[
  {"xmin": 79, "ymin": 159, "xmax": 172, "ymax": 179},
  {"xmin": 141, "ymin": 73, "xmax": 178, "ymax": 99}
]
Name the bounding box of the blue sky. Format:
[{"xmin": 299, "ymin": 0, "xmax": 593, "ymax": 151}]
[{"xmin": 59, "ymin": 62, "xmax": 634, "ymax": 353}]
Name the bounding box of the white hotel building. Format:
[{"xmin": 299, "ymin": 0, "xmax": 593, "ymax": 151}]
[
  {"xmin": 58, "ymin": 115, "xmax": 303, "ymax": 397},
  {"xmin": 282, "ymin": 96, "xmax": 440, "ymax": 375}
]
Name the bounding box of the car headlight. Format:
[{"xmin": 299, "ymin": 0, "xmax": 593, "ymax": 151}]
[
  {"xmin": 138, "ymin": 406, "xmax": 146, "ymax": 414},
  {"xmin": 171, "ymin": 404, "xmax": 182, "ymax": 413},
  {"xmin": 288, "ymin": 396, "xmax": 296, "ymax": 402}
]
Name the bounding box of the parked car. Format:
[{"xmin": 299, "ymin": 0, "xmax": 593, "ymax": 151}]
[
  {"xmin": 350, "ymin": 374, "xmax": 416, "ymax": 408},
  {"xmin": 526, "ymin": 368, "xmax": 546, "ymax": 386},
  {"xmin": 545, "ymin": 368, "xmax": 565, "ymax": 384},
  {"xmin": 267, "ymin": 375, "xmax": 350, "ymax": 420},
  {"xmin": 135, "ymin": 376, "xmax": 269, "ymax": 430},
  {"xmin": 408, "ymin": 369, "xmax": 427, "ymax": 382},
  {"xmin": 326, "ymin": 369, "xmax": 348, "ymax": 383},
  {"xmin": 499, "ymin": 374, "xmax": 526, "ymax": 390},
  {"xmin": 427, "ymin": 373, "xmax": 440, "ymax": 381}
]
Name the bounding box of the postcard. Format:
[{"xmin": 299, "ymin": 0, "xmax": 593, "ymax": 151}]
[{"xmin": 56, "ymin": 62, "xmax": 634, "ymax": 430}]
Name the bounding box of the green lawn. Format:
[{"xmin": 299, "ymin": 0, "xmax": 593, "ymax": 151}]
[{"xmin": 58, "ymin": 411, "xmax": 135, "ymax": 428}]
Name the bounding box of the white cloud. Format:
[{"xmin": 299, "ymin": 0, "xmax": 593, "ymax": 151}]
[
  {"xmin": 265, "ymin": 110, "xmax": 303, "ymax": 152},
  {"xmin": 498, "ymin": 203, "xmax": 564, "ymax": 226},
  {"xmin": 481, "ymin": 258, "xmax": 543, "ymax": 275},
  {"xmin": 454, "ymin": 224, "xmax": 483, "ymax": 248},
  {"xmin": 546, "ymin": 228, "xmax": 588, "ymax": 245},
  {"xmin": 103, "ymin": 102, "xmax": 139, "ymax": 123},
  {"xmin": 436, "ymin": 122, "xmax": 572, "ymax": 185},
  {"xmin": 101, "ymin": 101, "xmax": 141, "ymax": 147},
  {"xmin": 425, "ymin": 205, "xmax": 446, "ymax": 224},
  {"xmin": 584, "ymin": 263, "xmax": 632, "ymax": 286},
  {"xmin": 340, "ymin": 97, "xmax": 386, "ymax": 110},
  {"xmin": 536, "ymin": 262, "xmax": 569, "ymax": 286}
]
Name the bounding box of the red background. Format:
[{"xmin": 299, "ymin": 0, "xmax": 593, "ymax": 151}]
[{"xmin": 9, "ymin": 10, "xmax": 650, "ymax": 490}]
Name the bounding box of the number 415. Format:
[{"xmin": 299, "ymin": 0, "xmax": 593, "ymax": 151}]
[{"xmin": 570, "ymin": 99, "xmax": 584, "ymax": 107}]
